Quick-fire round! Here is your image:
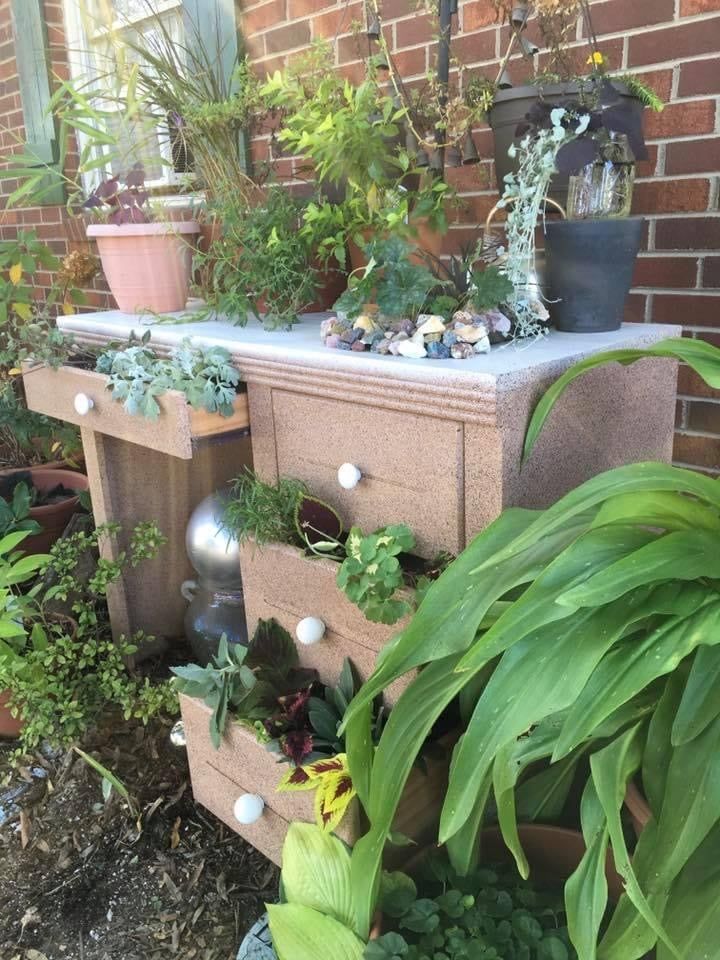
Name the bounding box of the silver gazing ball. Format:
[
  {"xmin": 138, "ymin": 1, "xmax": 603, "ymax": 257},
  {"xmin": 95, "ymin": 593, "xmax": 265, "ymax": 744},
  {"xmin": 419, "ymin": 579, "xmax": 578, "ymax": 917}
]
[
  {"xmin": 185, "ymin": 492, "xmax": 242, "ymax": 587},
  {"xmin": 170, "ymin": 720, "xmax": 187, "ymax": 748}
]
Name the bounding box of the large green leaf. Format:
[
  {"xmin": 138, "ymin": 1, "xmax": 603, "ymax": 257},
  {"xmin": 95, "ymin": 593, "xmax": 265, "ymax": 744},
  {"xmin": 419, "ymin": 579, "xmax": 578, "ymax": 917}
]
[
  {"xmin": 557, "ymin": 529, "xmax": 720, "ymax": 609},
  {"xmin": 565, "ymin": 780, "xmax": 609, "ymax": 960},
  {"xmin": 553, "ymin": 596, "xmax": 720, "ymax": 761},
  {"xmin": 591, "ymin": 726, "xmax": 679, "ymax": 960},
  {"xmin": 591, "ymin": 490, "xmax": 720, "ymax": 535},
  {"xmin": 442, "ymin": 578, "xmax": 657, "ymax": 843},
  {"xmin": 447, "ymin": 744, "xmax": 493, "ymax": 877},
  {"xmin": 600, "ymin": 708, "xmax": 720, "ymax": 958},
  {"xmin": 523, "ymin": 338, "xmax": 720, "ymax": 462},
  {"xmin": 514, "ymin": 754, "xmax": 580, "ymax": 824},
  {"xmin": 266, "ymin": 903, "xmax": 365, "ymax": 960},
  {"xmin": 657, "ymin": 826, "xmax": 720, "ymax": 960},
  {"xmin": 672, "ymin": 644, "xmax": 720, "ymax": 746},
  {"xmin": 642, "ymin": 669, "xmax": 687, "ymax": 819},
  {"xmin": 280, "ymin": 823, "xmax": 357, "ymax": 934},
  {"xmin": 349, "ymin": 654, "xmax": 471, "ymax": 939},
  {"xmin": 341, "ymin": 507, "xmax": 588, "ymax": 726}
]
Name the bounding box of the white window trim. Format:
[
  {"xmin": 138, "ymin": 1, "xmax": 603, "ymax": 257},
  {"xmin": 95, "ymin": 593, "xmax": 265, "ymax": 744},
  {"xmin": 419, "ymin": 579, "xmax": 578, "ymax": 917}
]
[{"xmin": 62, "ymin": 0, "xmax": 186, "ymax": 193}]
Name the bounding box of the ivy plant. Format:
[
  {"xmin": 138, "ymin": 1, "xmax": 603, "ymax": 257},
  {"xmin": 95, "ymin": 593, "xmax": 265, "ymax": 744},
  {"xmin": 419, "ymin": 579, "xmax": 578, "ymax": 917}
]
[{"xmin": 95, "ymin": 334, "xmax": 240, "ymax": 419}]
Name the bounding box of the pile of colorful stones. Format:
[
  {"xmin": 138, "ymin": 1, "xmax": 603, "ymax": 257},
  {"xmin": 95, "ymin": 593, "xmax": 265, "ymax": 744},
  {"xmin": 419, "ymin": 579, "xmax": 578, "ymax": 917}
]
[{"xmin": 320, "ymin": 309, "xmax": 512, "ymax": 360}]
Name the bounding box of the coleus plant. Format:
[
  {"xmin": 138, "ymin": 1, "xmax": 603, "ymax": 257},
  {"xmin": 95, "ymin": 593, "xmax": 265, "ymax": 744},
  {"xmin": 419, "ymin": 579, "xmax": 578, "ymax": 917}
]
[{"xmin": 83, "ymin": 162, "xmax": 150, "ymax": 225}]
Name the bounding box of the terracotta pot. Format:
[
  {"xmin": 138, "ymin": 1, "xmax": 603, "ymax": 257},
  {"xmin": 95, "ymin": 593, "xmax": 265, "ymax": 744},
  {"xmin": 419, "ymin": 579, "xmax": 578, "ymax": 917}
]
[
  {"xmin": 87, "ymin": 221, "xmax": 200, "ymax": 314},
  {"xmin": 625, "ymin": 781, "xmax": 652, "ymax": 838},
  {"xmin": 10, "ymin": 467, "xmax": 90, "ymax": 554},
  {"xmin": 348, "ymin": 218, "xmax": 445, "ymax": 272},
  {"xmin": 0, "ymin": 689, "xmax": 22, "ymax": 739},
  {"xmin": 307, "ymin": 258, "xmax": 349, "ymax": 312}
]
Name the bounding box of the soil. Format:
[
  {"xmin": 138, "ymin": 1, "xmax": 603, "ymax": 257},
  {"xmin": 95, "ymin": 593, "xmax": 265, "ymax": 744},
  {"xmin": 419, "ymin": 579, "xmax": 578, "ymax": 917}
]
[{"xmin": 0, "ymin": 714, "xmax": 278, "ymax": 960}]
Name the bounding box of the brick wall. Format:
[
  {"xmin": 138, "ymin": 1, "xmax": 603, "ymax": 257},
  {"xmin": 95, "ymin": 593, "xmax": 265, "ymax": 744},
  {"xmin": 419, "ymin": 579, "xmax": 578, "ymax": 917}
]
[
  {"xmin": 240, "ymin": 0, "xmax": 720, "ymax": 474},
  {"xmin": 0, "ymin": 0, "xmax": 112, "ymax": 309},
  {"xmin": 0, "ymin": 0, "xmax": 719, "ymax": 473}
]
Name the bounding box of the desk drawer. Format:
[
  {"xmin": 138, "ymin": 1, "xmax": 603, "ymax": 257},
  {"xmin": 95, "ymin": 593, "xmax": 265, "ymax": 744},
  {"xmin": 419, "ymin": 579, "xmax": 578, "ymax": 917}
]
[{"xmin": 23, "ymin": 364, "xmax": 249, "ymax": 460}]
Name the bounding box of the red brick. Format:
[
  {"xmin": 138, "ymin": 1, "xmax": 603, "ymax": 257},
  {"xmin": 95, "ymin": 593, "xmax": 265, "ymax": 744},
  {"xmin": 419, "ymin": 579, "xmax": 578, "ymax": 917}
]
[
  {"xmin": 536, "ymin": 37, "xmax": 624, "ymax": 77},
  {"xmin": 644, "ymin": 100, "xmax": 716, "ymax": 140},
  {"xmin": 633, "ymin": 255, "xmax": 699, "ymax": 288},
  {"xmin": 628, "ymin": 68, "xmax": 674, "ymax": 104},
  {"xmin": 655, "ymin": 217, "xmax": 720, "ymax": 250},
  {"xmin": 395, "ymin": 13, "xmax": 434, "ymax": 49},
  {"xmin": 462, "ymin": 2, "xmax": 497, "ymax": 32},
  {"xmin": 287, "ymin": 0, "xmax": 333, "ymax": 16},
  {"xmin": 679, "ymin": 354, "xmax": 720, "ymax": 397},
  {"xmin": 623, "ymin": 293, "xmax": 648, "ymax": 323},
  {"xmin": 628, "ymin": 18, "xmax": 720, "ymax": 66},
  {"xmin": 241, "ymin": 0, "xmax": 285, "ymax": 35},
  {"xmin": 582, "ymin": 0, "xmax": 674, "ymax": 36},
  {"xmin": 633, "ymin": 179, "xmax": 711, "ymax": 214},
  {"xmin": 679, "ymin": 57, "xmax": 720, "ymax": 96},
  {"xmin": 379, "ymin": 0, "xmax": 416, "ymax": 20},
  {"xmin": 703, "ymin": 257, "xmax": 720, "ymax": 286},
  {"xmin": 666, "ymin": 137, "xmax": 720, "ymax": 175},
  {"xmin": 652, "ymin": 292, "xmax": 720, "ymax": 326},
  {"xmin": 392, "ymin": 46, "xmax": 428, "ymax": 76},
  {"xmin": 265, "ymin": 20, "xmax": 311, "ymax": 54},
  {"xmin": 313, "ymin": 4, "xmax": 363, "ymax": 39},
  {"xmin": 680, "ymin": 0, "xmax": 720, "ymax": 13},
  {"xmin": 338, "ymin": 32, "xmax": 367, "ymax": 63},
  {"xmin": 673, "ymin": 432, "xmax": 720, "ymax": 468},
  {"xmin": 687, "ymin": 400, "xmax": 720, "ymax": 432},
  {"xmin": 451, "ymin": 30, "xmax": 497, "ymax": 65}
]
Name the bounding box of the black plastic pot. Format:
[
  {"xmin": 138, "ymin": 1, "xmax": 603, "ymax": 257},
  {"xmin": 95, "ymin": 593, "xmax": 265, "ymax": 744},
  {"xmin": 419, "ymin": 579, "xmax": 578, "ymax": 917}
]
[
  {"xmin": 488, "ymin": 82, "xmax": 642, "ymax": 201},
  {"xmin": 544, "ymin": 217, "xmax": 644, "ymax": 333}
]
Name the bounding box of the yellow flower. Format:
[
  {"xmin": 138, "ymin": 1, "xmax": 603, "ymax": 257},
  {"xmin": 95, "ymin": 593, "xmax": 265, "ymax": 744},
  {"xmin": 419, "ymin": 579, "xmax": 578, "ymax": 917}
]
[
  {"xmin": 9, "ymin": 262, "xmax": 22, "ymax": 285},
  {"xmin": 587, "ymin": 52, "xmax": 605, "ymax": 67}
]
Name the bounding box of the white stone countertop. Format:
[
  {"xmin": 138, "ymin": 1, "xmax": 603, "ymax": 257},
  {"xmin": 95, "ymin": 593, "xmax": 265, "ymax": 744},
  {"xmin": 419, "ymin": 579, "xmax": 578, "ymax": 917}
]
[{"xmin": 58, "ymin": 305, "xmax": 681, "ymax": 392}]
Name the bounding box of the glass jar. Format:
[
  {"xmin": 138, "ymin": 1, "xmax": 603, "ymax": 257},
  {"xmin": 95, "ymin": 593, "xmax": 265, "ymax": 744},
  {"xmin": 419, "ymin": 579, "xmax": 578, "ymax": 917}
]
[
  {"xmin": 567, "ymin": 133, "xmax": 636, "ymax": 220},
  {"xmin": 181, "ymin": 579, "xmax": 248, "ymax": 666}
]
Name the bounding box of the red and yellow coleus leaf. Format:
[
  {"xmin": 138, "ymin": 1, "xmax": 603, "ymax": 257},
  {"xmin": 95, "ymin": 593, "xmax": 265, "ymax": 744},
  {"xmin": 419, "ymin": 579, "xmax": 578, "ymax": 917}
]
[{"xmin": 277, "ymin": 754, "xmax": 356, "ymax": 831}]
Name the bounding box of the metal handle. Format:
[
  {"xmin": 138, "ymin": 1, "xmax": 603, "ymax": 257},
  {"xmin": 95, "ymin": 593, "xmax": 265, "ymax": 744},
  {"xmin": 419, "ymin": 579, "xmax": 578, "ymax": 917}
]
[
  {"xmin": 234, "ymin": 794, "xmax": 265, "ymax": 825},
  {"xmin": 337, "ymin": 463, "xmax": 362, "ymax": 490},
  {"xmin": 296, "ymin": 616, "xmax": 326, "ymax": 646},
  {"xmin": 73, "ymin": 392, "xmax": 95, "ymax": 416},
  {"xmin": 484, "ymin": 196, "xmax": 567, "ymax": 238},
  {"xmin": 180, "ymin": 579, "xmax": 198, "ymax": 603}
]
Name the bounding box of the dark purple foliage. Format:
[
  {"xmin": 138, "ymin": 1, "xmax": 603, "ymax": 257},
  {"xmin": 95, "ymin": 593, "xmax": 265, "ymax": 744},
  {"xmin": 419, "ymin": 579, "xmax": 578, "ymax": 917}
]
[{"xmin": 83, "ymin": 164, "xmax": 151, "ymax": 225}]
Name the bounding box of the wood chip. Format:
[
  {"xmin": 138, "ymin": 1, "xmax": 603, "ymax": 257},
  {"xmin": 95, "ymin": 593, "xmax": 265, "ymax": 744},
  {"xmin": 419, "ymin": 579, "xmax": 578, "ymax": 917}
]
[
  {"xmin": 170, "ymin": 817, "xmax": 181, "ymax": 850},
  {"xmin": 20, "ymin": 810, "xmax": 31, "ymax": 849}
]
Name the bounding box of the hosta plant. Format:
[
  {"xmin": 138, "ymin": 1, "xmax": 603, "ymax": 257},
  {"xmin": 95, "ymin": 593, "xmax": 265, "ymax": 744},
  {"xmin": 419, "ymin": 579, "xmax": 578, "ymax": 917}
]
[{"xmin": 342, "ymin": 457, "xmax": 720, "ymax": 959}]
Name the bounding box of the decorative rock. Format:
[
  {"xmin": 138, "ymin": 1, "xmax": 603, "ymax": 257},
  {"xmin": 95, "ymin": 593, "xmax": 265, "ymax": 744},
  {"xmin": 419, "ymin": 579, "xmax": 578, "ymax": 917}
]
[
  {"xmin": 442, "ymin": 330, "xmax": 458, "ymax": 347},
  {"xmin": 451, "ymin": 342, "xmax": 475, "ymax": 360},
  {"xmin": 373, "ymin": 339, "xmax": 392, "ymax": 355},
  {"xmin": 426, "ymin": 340, "xmax": 451, "ymax": 360},
  {"xmin": 392, "ymin": 331, "xmax": 409, "ymax": 342},
  {"xmin": 325, "ymin": 334, "xmax": 341, "ymax": 349},
  {"xmin": 400, "ymin": 318, "xmax": 415, "ymax": 335},
  {"xmin": 397, "ymin": 340, "xmax": 427, "ymax": 359},
  {"xmin": 410, "ymin": 329, "xmax": 426, "ymax": 346},
  {"xmin": 337, "ymin": 340, "xmax": 352, "ymax": 350},
  {"xmin": 320, "ymin": 317, "xmax": 335, "ymax": 339},
  {"xmin": 482, "ymin": 309, "xmax": 512, "ymax": 338},
  {"xmin": 353, "ymin": 314, "xmax": 377, "ymax": 333},
  {"xmin": 424, "ymin": 332, "xmax": 442, "ymax": 343},
  {"xmin": 340, "ymin": 328, "xmax": 361, "ymax": 344},
  {"xmin": 456, "ymin": 323, "xmax": 490, "ymax": 345},
  {"xmin": 452, "ymin": 309, "xmax": 474, "ymax": 326},
  {"xmin": 473, "ymin": 332, "xmax": 491, "ymax": 354},
  {"xmin": 416, "ymin": 315, "xmax": 446, "ymax": 336},
  {"xmin": 351, "ymin": 340, "xmax": 366, "ymax": 351},
  {"xmin": 388, "ymin": 341, "xmax": 402, "ymax": 355}
]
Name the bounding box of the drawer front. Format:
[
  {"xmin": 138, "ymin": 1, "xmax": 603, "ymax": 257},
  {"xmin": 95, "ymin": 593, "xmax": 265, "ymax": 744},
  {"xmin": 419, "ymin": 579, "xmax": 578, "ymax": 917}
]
[
  {"xmin": 242, "ymin": 587, "xmax": 413, "ymax": 706},
  {"xmin": 23, "ymin": 365, "xmax": 249, "ymax": 459},
  {"xmin": 189, "ymin": 756, "xmax": 290, "ymax": 864},
  {"xmin": 271, "ymin": 391, "xmax": 464, "ymax": 557},
  {"xmin": 239, "ymin": 541, "xmax": 410, "ymax": 655}
]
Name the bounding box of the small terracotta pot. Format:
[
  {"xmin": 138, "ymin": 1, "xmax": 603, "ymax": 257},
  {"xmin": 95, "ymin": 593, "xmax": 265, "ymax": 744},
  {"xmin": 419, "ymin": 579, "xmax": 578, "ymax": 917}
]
[
  {"xmin": 0, "ymin": 689, "xmax": 22, "ymax": 739},
  {"xmin": 19, "ymin": 467, "xmax": 89, "ymax": 554},
  {"xmin": 625, "ymin": 781, "xmax": 652, "ymax": 838},
  {"xmin": 87, "ymin": 221, "xmax": 200, "ymax": 313},
  {"xmin": 347, "ymin": 218, "xmax": 446, "ymax": 272}
]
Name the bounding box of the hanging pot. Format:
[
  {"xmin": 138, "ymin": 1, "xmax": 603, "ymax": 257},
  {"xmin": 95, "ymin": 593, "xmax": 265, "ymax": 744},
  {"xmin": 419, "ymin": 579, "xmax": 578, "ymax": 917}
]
[
  {"xmin": 488, "ymin": 82, "xmax": 643, "ymax": 202},
  {"xmin": 544, "ymin": 217, "xmax": 644, "ymax": 333}
]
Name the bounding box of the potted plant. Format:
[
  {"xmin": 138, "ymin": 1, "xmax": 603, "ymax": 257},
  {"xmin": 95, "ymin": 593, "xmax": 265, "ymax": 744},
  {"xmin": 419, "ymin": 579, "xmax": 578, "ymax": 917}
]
[
  {"xmin": 340, "ymin": 449, "xmax": 720, "ymax": 955},
  {"xmin": 0, "ymin": 470, "xmax": 89, "ymax": 554},
  {"xmin": 83, "ymin": 164, "xmax": 199, "ymax": 315}
]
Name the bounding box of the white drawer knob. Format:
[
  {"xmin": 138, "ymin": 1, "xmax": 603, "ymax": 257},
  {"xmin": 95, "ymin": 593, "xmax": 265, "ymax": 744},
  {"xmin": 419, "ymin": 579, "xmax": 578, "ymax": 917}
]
[
  {"xmin": 337, "ymin": 462, "xmax": 362, "ymax": 490},
  {"xmin": 234, "ymin": 793, "xmax": 265, "ymax": 824},
  {"xmin": 296, "ymin": 616, "xmax": 326, "ymax": 646},
  {"xmin": 73, "ymin": 392, "xmax": 95, "ymax": 416}
]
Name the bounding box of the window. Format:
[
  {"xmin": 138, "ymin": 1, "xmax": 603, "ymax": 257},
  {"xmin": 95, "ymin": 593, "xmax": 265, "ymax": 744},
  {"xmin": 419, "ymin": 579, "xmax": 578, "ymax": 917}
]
[{"xmin": 62, "ymin": 0, "xmax": 239, "ymax": 192}]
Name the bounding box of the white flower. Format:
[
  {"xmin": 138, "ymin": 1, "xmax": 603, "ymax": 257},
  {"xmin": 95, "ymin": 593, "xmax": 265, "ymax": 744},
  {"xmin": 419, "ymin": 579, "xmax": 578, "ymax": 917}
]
[
  {"xmin": 550, "ymin": 107, "xmax": 567, "ymax": 127},
  {"xmin": 508, "ymin": 143, "xmax": 517, "ymax": 158},
  {"xmin": 552, "ymin": 124, "xmax": 567, "ymax": 143},
  {"xmin": 575, "ymin": 113, "xmax": 591, "ymax": 135}
]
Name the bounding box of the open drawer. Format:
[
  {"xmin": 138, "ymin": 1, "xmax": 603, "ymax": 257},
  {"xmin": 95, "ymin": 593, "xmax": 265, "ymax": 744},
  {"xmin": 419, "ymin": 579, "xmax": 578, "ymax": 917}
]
[{"xmin": 22, "ymin": 363, "xmax": 249, "ymax": 460}]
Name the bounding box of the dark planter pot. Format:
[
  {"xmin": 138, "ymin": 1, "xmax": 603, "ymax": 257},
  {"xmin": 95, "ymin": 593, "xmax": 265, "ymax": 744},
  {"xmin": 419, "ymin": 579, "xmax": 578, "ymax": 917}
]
[
  {"xmin": 15, "ymin": 467, "xmax": 90, "ymax": 554},
  {"xmin": 544, "ymin": 217, "xmax": 644, "ymax": 333},
  {"xmin": 488, "ymin": 82, "xmax": 642, "ymax": 202}
]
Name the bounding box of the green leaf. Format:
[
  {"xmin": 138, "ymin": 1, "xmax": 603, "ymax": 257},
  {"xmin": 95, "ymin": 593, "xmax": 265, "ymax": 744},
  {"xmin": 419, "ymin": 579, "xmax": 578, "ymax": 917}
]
[
  {"xmin": 267, "ymin": 903, "xmax": 364, "ymax": 960},
  {"xmin": 523, "ymin": 338, "xmax": 720, "ymax": 462},
  {"xmin": 671, "ymin": 643, "xmax": 720, "ymax": 746},
  {"xmin": 281, "ymin": 823, "xmax": 358, "ymax": 934},
  {"xmin": 378, "ymin": 871, "xmax": 417, "ymax": 918},
  {"xmin": 565, "ymin": 779, "xmax": 609, "ymax": 960}
]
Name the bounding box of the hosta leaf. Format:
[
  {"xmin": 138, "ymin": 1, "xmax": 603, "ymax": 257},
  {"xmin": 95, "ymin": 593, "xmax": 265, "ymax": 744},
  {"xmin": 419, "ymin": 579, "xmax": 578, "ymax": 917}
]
[
  {"xmin": 266, "ymin": 903, "xmax": 364, "ymax": 960},
  {"xmin": 280, "ymin": 823, "xmax": 357, "ymax": 933}
]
